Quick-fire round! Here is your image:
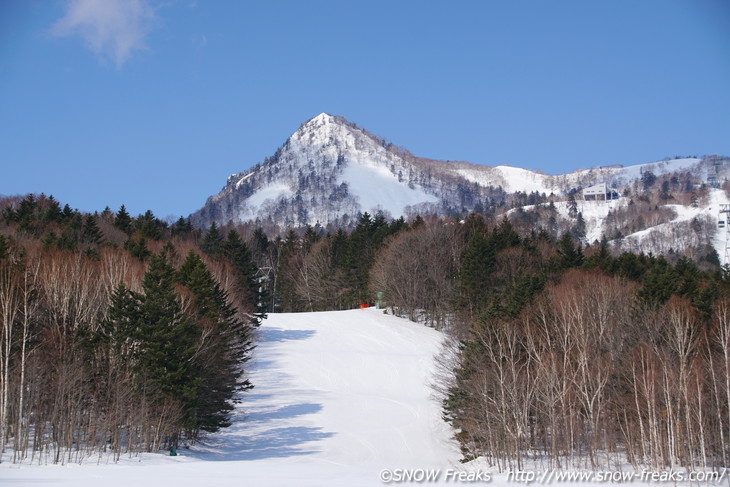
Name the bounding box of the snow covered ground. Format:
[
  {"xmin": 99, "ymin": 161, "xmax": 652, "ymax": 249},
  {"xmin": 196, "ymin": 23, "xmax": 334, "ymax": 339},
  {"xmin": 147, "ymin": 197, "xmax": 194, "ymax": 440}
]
[
  {"xmin": 0, "ymin": 309, "xmax": 462, "ymax": 486},
  {"xmin": 3, "ymin": 309, "xmax": 728, "ymax": 486},
  {"xmin": 508, "ymin": 188, "xmax": 730, "ymax": 263}
]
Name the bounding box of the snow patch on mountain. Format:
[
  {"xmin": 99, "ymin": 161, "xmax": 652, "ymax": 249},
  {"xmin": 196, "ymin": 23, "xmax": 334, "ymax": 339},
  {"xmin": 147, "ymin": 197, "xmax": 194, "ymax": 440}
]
[
  {"xmin": 339, "ymin": 162, "xmax": 438, "ymax": 217},
  {"xmin": 238, "ymin": 182, "xmax": 292, "ymax": 221}
]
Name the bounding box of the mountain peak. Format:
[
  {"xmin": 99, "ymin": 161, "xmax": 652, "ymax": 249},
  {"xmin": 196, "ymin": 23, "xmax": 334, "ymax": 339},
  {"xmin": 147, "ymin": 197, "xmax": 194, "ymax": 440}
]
[{"xmin": 303, "ymin": 112, "xmax": 338, "ymax": 128}]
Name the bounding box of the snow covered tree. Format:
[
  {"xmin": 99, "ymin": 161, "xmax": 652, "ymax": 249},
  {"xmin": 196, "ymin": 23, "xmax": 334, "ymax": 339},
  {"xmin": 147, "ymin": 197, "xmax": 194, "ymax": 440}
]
[{"xmin": 567, "ymin": 192, "xmax": 578, "ymax": 218}]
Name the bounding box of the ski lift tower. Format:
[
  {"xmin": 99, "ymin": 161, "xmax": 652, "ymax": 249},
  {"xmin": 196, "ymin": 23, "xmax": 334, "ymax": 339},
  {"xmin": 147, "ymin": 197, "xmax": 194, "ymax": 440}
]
[
  {"xmin": 720, "ymin": 205, "xmax": 730, "ymax": 265},
  {"xmin": 709, "ymin": 158, "xmax": 725, "ymax": 189},
  {"xmin": 255, "ymin": 266, "xmax": 275, "ymax": 312}
]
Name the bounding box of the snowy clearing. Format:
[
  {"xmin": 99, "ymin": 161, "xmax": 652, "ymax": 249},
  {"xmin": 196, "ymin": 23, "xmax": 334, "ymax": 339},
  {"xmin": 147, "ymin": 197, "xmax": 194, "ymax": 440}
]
[{"xmin": 0, "ymin": 309, "xmax": 461, "ymax": 486}]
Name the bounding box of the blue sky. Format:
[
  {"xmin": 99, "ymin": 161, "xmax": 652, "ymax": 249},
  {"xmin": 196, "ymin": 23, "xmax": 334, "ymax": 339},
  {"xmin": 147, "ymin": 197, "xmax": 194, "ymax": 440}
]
[{"xmin": 1, "ymin": 0, "xmax": 729, "ymax": 218}]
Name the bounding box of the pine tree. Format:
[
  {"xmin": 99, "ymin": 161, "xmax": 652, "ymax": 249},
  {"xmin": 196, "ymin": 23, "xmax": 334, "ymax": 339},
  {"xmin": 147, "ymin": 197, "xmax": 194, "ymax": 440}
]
[
  {"xmin": 556, "ymin": 232, "xmax": 584, "ymax": 268},
  {"xmin": 572, "ymin": 212, "xmax": 586, "ymax": 240},
  {"xmin": 641, "ymin": 170, "xmax": 657, "ymax": 190},
  {"xmin": 125, "ymin": 236, "xmax": 151, "ymax": 261},
  {"xmin": 135, "ymin": 210, "xmax": 164, "ymax": 240},
  {"xmin": 0, "ymin": 235, "xmax": 8, "ymax": 259},
  {"xmin": 114, "ymin": 205, "xmax": 133, "ymax": 235},
  {"xmin": 99, "ymin": 283, "xmax": 142, "ymax": 358},
  {"xmin": 100, "ymin": 206, "xmax": 113, "ymax": 221},
  {"xmin": 136, "ymin": 250, "xmax": 200, "ymax": 437},
  {"xmin": 42, "ymin": 196, "xmax": 63, "ymax": 223},
  {"xmin": 567, "ymin": 193, "xmax": 578, "ymax": 218},
  {"xmin": 81, "ymin": 214, "xmax": 103, "ymax": 245},
  {"xmin": 251, "ymin": 227, "xmax": 269, "ymax": 255},
  {"xmin": 201, "ymin": 222, "xmax": 224, "ymax": 256},
  {"xmin": 61, "ymin": 203, "xmax": 74, "ymax": 220},
  {"xmin": 223, "ymin": 230, "xmax": 266, "ymax": 324},
  {"xmin": 176, "ymin": 251, "xmax": 254, "ymax": 434},
  {"xmin": 460, "ymin": 230, "xmax": 495, "ymax": 312},
  {"xmin": 171, "ymin": 217, "xmax": 193, "ymax": 237},
  {"xmin": 491, "ymin": 217, "xmax": 520, "ymax": 250}
]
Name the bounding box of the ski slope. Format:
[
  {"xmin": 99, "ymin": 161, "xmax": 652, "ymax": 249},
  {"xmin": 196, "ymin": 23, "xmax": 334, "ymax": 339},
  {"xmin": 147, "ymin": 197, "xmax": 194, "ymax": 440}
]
[{"xmin": 0, "ymin": 309, "xmax": 461, "ymax": 486}]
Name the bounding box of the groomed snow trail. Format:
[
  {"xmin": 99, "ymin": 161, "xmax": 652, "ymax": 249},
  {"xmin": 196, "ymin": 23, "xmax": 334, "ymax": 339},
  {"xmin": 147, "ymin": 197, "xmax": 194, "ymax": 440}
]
[{"xmin": 0, "ymin": 308, "xmax": 461, "ymax": 486}]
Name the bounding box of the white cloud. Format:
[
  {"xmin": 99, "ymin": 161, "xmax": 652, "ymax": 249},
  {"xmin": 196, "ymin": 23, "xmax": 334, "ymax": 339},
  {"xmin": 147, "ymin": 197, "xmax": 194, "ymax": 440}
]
[{"xmin": 52, "ymin": 0, "xmax": 157, "ymax": 68}]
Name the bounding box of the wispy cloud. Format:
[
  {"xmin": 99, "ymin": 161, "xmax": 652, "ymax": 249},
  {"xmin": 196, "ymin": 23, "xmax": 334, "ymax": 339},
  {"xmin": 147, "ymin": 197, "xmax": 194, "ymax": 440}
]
[{"xmin": 52, "ymin": 0, "xmax": 157, "ymax": 68}]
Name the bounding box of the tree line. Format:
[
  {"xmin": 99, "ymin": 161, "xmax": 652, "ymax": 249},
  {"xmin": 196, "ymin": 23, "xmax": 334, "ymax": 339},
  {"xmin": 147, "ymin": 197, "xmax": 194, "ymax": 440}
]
[
  {"xmin": 0, "ymin": 195, "xmax": 262, "ymax": 463},
  {"xmin": 3, "ymin": 192, "xmax": 730, "ymax": 470}
]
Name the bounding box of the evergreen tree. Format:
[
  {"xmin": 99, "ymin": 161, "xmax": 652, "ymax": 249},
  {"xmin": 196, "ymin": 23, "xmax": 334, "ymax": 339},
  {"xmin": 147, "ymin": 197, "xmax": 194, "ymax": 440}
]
[
  {"xmin": 223, "ymin": 229, "xmax": 266, "ymax": 324},
  {"xmin": 302, "ymin": 225, "xmax": 321, "ymax": 252},
  {"xmin": 641, "ymin": 170, "xmax": 657, "ymax": 190},
  {"xmin": 42, "ymin": 196, "xmax": 63, "ymax": 223},
  {"xmin": 460, "ymin": 230, "xmax": 495, "ymax": 312},
  {"xmin": 201, "ymin": 222, "xmax": 224, "ymax": 256},
  {"xmin": 556, "ymin": 232, "xmax": 584, "ymax": 269},
  {"xmin": 171, "ymin": 217, "xmax": 193, "ymax": 237},
  {"xmin": 567, "ymin": 192, "xmax": 578, "ymax": 218},
  {"xmin": 572, "ymin": 212, "xmax": 586, "ymax": 241},
  {"xmin": 114, "ymin": 205, "xmax": 133, "ymax": 235},
  {"xmin": 136, "ymin": 250, "xmax": 200, "ymax": 437},
  {"xmin": 176, "ymin": 251, "xmax": 254, "ymax": 433},
  {"xmin": 411, "ymin": 215, "xmax": 425, "ymax": 228},
  {"xmin": 61, "ymin": 203, "xmax": 74, "ymax": 220},
  {"xmin": 125, "ymin": 236, "xmax": 151, "ymax": 261},
  {"xmin": 275, "ymin": 230, "xmax": 304, "ymax": 311},
  {"xmin": 491, "ymin": 218, "xmax": 520, "ymax": 250},
  {"xmin": 585, "ymin": 235, "xmax": 612, "ymax": 270},
  {"xmin": 135, "ymin": 210, "xmax": 164, "ymax": 240},
  {"xmin": 0, "ymin": 235, "xmax": 8, "ymax": 260},
  {"xmin": 330, "ymin": 229, "xmax": 349, "ymax": 269},
  {"xmin": 100, "ymin": 206, "xmax": 113, "ymax": 221},
  {"xmin": 81, "ymin": 214, "xmax": 103, "ymax": 245},
  {"xmin": 99, "ymin": 283, "xmax": 142, "ymax": 358}
]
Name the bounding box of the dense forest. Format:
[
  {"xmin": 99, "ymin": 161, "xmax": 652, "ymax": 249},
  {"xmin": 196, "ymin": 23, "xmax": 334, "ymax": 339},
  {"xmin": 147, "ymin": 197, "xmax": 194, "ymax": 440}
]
[
  {"xmin": 2, "ymin": 192, "xmax": 730, "ymax": 471},
  {"xmin": 0, "ymin": 195, "xmax": 263, "ymax": 463}
]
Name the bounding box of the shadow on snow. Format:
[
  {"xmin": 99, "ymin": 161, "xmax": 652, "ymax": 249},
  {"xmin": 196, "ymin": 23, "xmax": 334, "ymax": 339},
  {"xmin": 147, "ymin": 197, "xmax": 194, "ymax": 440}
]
[
  {"xmin": 188, "ymin": 327, "xmax": 332, "ymax": 461},
  {"xmin": 257, "ymin": 328, "xmax": 316, "ymax": 343}
]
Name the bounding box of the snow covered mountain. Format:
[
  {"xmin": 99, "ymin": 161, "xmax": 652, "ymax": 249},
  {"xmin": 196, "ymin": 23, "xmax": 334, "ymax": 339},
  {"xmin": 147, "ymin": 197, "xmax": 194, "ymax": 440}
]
[
  {"xmin": 192, "ymin": 113, "xmax": 454, "ymax": 228},
  {"xmin": 191, "ymin": 113, "xmax": 724, "ymax": 234}
]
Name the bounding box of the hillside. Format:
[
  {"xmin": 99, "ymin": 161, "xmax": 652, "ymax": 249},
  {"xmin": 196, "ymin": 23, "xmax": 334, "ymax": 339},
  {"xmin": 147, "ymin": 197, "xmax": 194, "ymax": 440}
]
[{"xmin": 507, "ymin": 187, "xmax": 730, "ymax": 264}]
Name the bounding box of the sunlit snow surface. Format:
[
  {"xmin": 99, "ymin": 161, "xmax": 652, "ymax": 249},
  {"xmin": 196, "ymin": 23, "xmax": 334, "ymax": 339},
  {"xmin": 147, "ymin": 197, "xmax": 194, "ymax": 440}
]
[
  {"xmin": 339, "ymin": 161, "xmax": 438, "ymax": 216},
  {"xmin": 455, "ymin": 158, "xmax": 702, "ymax": 195}
]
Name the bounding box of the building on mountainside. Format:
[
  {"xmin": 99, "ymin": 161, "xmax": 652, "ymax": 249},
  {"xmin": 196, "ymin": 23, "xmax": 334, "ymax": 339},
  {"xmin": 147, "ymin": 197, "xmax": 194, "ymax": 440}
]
[{"xmin": 582, "ymin": 183, "xmax": 619, "ymax": 201}]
